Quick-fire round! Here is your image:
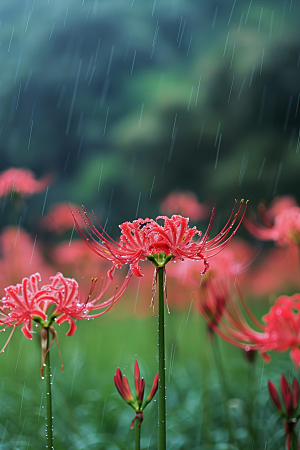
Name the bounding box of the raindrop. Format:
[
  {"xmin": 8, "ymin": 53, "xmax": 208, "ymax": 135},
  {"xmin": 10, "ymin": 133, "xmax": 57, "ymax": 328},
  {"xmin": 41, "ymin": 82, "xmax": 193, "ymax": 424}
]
[
  {"xmin": 212, "ymin": 6, "xmax": 219, "ymax": 29},
  {"xmin": 228, "ymin": 75, "xmax": 234, "ymax": 103},
  {"xmin": 186, "ymin": 35, "xmax": 192, "ymax": 56},
  {"xmin": 103, "ymin": 106, "xmax": 109, "ymax": 136},
  {"xmin": 8, "ymin": 26, "xmax": 15, "ymax": 52},
  {"xmin": 228, "ymin": 0, "xmax": 237, "ymax": 26},
  {"xmin": 245, "ymin": 0, "xmax": 253, "ymax": 24},
  {"xmin": 138, "ymin": 102, "xmax": 144, "ymax": 128},
  {"xmin": 65, "ymin": 59, "xmax": 82, "ymax": 136},
  {"xmin": 223, "ymin": 32, "xmax": 230, "ymax": 57},
  {"xmin": 214, "ymin": 134, "xmax": 222, "ymax": 169},
  {"xmin": 130, "ymin": 50, "xmax": 137, "ymax": 75},
  {"xmin": 238, "ymin": 76, "xmax": 247, "ymax": 100},
  {"xmin": 229, "ymin": 42, "xmax": 235, "ymax": 69},
  {"xmin": 257, "ymin": 7, "xmax": 263, "ymax": 33}
]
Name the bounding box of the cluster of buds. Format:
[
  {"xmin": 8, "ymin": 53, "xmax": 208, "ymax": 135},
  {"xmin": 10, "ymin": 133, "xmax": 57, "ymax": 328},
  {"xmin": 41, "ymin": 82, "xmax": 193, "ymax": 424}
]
[
  {"xmin": 268, "ymin": 374, "xmax": 300, "ymax": 450},
  {"xmin": 114, "ymin": 360, "xmax": 158, "ymax": 429}
]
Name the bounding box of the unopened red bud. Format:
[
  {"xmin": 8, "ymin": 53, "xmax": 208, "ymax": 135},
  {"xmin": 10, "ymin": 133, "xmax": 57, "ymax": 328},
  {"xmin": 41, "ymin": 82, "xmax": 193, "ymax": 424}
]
[
  {"xmin": 268, "ymin": 380, "xmax": 282, "ymax": 413},
  {"xmin": 281, "ymin": 375, "xmax": 293, "ymax": 417},
  {"xmin": 144, "ymin": 372, "xmax": 159, "ymax": 408},
  {"xmin": 114, "ymin": 368, "xmax": 134, "ymax": 405},
  {"xmin": 134, "ymin": 360, "xmax": 140, "ymax": 399},
  {"xmin": 138, "ymin": 378, "xmax": 145, "ymax": 404}
]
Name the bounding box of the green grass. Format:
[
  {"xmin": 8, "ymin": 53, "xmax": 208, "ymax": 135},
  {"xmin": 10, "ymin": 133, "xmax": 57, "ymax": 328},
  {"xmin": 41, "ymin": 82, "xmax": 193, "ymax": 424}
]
[{"xmin": 0, "ymin": 307, "xmax": 294, "ymax": 449}]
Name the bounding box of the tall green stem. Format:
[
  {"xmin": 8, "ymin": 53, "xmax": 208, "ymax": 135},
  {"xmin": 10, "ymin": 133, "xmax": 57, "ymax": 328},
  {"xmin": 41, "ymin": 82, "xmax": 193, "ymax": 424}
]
[
  {"xmin": 210, "ymin": 332, "xmax": 237, "ymax": 448},
  {"xmin": 135, "ymin": 419, "xmax": 141, "ymax": 450},
  {"xmin": 290, "ymin": 430, "xmax": 299, "ymax": 450},
  {"xmin": 247, "ymin": 358, "xmax": 257, "ymax": 444},
  {"xmin": 158, "ymin": 267, "xmax": 166, "ymax": 450},
  {"xmin": 44, "ymin": 328, "xmax": 54, "ymax": 449}
]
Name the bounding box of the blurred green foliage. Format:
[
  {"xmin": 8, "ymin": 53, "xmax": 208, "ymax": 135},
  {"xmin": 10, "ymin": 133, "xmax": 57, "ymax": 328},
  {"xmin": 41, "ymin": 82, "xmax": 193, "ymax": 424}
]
[{"xmin": 0, "ymin": 0, "xmax": 299, "ymax": 230}]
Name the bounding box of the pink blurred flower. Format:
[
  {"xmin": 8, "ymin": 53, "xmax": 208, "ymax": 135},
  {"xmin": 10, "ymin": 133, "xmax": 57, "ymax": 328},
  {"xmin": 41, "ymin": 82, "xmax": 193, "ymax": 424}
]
[
  {"xmin": 268, "ymin": 374, "xmax": 300, "ymax": 450},
  {"xmin": 114, "ymin": 360, "xmax": 158, "ymax": 429},
  {"xmin": 0, "ymin": 226, "xmax": 55, "ymax": 291},
  {"xmin": 50, "ymin": 239, "xmax": 115, "ymax": 299},
  {"xmin": 160, "ymin": 191, "xmax": 210, "ymax": 222},
  {"xmin": 243, "ymin": 245, "xmax": 299, "ymax": 298},
  {"xmin": 244, "ymin": 196, "xmax": 300, "ymax": 246},
  {"xmin": 167, "ymin": 238, "xmax": 255, "ymax": 310},
  {"xmin": 73, "ymin": 201, "xmax": 247, "ymax": 278},
  {"xmin": 0, "ymin": 167, "xmax": 51, "ymax": 198},
  {"xmin": 41, "ymin": 202, "xmax": 79, "ymax": 234},
  {"xmin": 199, "ymin": 291, "xmax": 300, "ymax": 371}
]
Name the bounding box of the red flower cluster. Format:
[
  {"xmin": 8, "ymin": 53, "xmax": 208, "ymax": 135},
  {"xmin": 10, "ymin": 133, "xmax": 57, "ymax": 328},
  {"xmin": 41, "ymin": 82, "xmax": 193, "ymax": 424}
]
[
  {"xmin": 114, "ymin": 360, "xmax": 158, "ymax": 429},
  {"xmin": 73, "ymin": 201, "xmax": 247, "ymax": 278},
  {"xmin": 199, "ymin": 292, "xmax": 300, "ymax": 371},
  {"xmin": 0, "ymin": 271, "xmax": 130, "ymax": 352},
  {"xmin": 268, "ymin": 374, "xmax": 300, "ymax": 450},
  {"xmin": 0, "ymin": 168, "xmax": 51, "ymax": 198}
]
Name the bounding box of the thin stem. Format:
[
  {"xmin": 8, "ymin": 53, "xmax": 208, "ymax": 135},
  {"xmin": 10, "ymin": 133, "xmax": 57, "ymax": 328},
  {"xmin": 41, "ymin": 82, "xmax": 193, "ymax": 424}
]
[
  {"xmin": 290, "ymin": 430, "xmax": 299, "ymax": 450},
  {"xmin": 247, "ymin": 358, "xmax": 257, "ymax": 446},
  {"xmin": 45, "ymin": 328, "xmax": 54, "ymax": 449},
  {"xmin": 210, "ymin": 331, "xmax": 229, "ymax": 398},
  {"xmin": 135, "ymin": 419, "xmax": 141, "ymax": 450},
  {"xmin": 210, "ymin": 332, "xmax": 237, "ymax": 448},
  {"xmin": 158, "ymin": 267, "xmax": 166, "ymax": 450}
]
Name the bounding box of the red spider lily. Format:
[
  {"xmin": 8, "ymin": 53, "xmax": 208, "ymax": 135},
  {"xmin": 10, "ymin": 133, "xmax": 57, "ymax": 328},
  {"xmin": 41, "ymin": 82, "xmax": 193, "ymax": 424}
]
[
  {"xmin": 262, "ymin": 295, "xmax": 300, "ymax": 371},
  {"xmin": 72, "ymin": 200, "xmax": 247, "ymax": 278},
  {"xmin": 49, "ymin": 272, "xmax": 131, "ymax": 336},
  {"xmin": 268, "ymin": 375, "xmax": 300, "ymax": 450},
  {"xmin": 199, "ymin": 291, "xmax": 300, "ymax": 371},
  {"xmin": 244, "ymin": 196, "xmax": 300, "ymax": 246},
  {"xmin": 0, "ymin": 271, "xmax": 130, "ymax": 362},
  {"xmin": 0, "ymin": 167, "xmax": 51, "ymax": 198},
  {"xmin": 114, "ymin": 360, "xmax": 158, "ymax": 429}
]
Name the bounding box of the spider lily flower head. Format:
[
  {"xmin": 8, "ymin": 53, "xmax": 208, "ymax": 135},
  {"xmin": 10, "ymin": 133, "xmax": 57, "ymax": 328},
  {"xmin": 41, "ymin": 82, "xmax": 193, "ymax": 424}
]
[
  {"xmin": 244, "ymin": 196, "xmax": 300, "ymax": 246},
  {"xmin": 0, "ymin": 271, "xmax": 130, "ymax": 374},
  {"xmin": 48, "ymin": 271, "xmax": 131, "ymax": 336},
  {"xmin": 114, "ymin": 360, "xmax": 158, "ymax": 429},
  {"xmin": 262, "ymin": 294, "xmax": 300, "ymax": 371},
  {"xmin": 0, "ymin": 167, "xmax": 51, "ymax": 198},
  {"xmin": 72, "ymin": 200, "xmax": 247, "ymax": 278},
  {"xmin": 199, "ymin": 290, "xmax": 300, "ymax": 371},
  {"xmin": 268, "ymin": 375, "xmax": 300, "ymax": 450}
]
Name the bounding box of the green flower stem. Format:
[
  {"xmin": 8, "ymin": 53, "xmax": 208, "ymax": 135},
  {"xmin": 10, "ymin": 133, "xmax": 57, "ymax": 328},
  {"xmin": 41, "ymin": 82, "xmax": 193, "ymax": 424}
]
[
  {"xmin": 291, "ymin": 430, "xmax": 299, "ymax": 450},
  {"xmin": 210, "ymin": 332, "xmax": 237, "ymax": 448},
  {"xmin": 158, "ymin": 267, "xmax": 166, "ymax": 450},
  {"xmin": 247, "ymin": 356, "xmax": 257, "ymax": 444},
  {"xmin": 44, "ymin": 328, "xmax": 54, "ymax": 449},
  {"xmin": 135, "ymin": 420, "xmax": 141, "ymax": 450}
]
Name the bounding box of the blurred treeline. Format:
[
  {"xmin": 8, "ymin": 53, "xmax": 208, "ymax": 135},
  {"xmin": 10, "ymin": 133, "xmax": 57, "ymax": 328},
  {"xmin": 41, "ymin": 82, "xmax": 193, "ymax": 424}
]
[{"xmin": 0, "ymin": 0, "xmax": 300, "ymax": 231}]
